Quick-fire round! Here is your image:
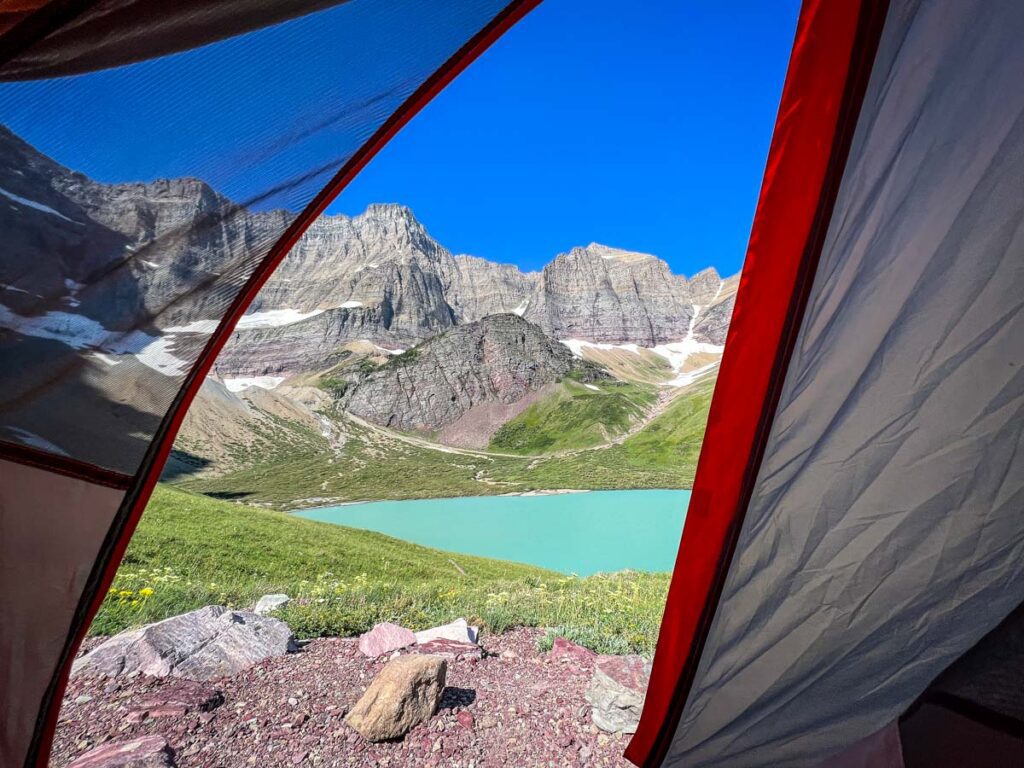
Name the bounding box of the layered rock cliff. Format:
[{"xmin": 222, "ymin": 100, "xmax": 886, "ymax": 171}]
[{"xmin": 342, "ymin": 314, "xmax": 606, "ymax": 432}]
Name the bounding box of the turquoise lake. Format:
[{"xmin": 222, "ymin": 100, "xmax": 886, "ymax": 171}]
[{"xmin": 294, "ymin": 489, "xmax": 689, "ymax": 576}]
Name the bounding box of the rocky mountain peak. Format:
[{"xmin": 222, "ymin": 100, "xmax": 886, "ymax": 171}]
[
  {"xmin": 359, "ymin": 202, "xmax": 417, "ymax": 221},
  {"xmin": 687, "ymin": 267, "xmax": 724, "ymax": 305},
  {"xmin": 580, "ymin": 243, "xmax": 657, "ymax": 264}
]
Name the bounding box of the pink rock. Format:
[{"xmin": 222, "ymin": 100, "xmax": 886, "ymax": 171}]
[
  {"xmin": 358, "ymin": 622, "xmax": 416, "ymax": 658},
  {"xmin": 147, "ymin": 705, "xmax": 187, "ymax": 719},
  {"xmin": 550, "ymin": 637, "xmax": 596, "ymax": 663},
  {"xmin": 137, "ymin": 680, "xmax": 223, "ymax": 714},
  {"xmin": 594, "ymin": 654, "xmax": 649, "ymax": 692},
  {"xmin": 456, "ymin": 711, "xmax": 474, "ymax": 730},
  {"xmin": 67, "ymin": 735, "xmax": 174, "ymax": 767},
  {"xmin": 414, "ymin": 638, "xmax": 482, "ymax": 659}
]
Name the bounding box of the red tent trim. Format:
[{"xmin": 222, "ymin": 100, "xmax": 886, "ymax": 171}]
[
  {"xmin": 25, "ymin": 1, "xmax": 542, "ymax": 765},
  {"xmin": 0, "ymin": 440, "xmax": 132, "ymax": 489},
  {"xmin": 625, "ymin": 1, "xmax": 890, "ymax": 765}
]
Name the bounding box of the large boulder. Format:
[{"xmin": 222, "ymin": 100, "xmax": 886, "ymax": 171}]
[
  {"xmin": 414, "ymin": 617, "xmax": 478, "ymax": 645},
  {"xmin": 585, "ymin": 655, "xmax": 652, "ymax": 734},
  {"xmin": 358, "ymin": 622, "xmax": 416, "ymax": 658},
  {"xmin": 253, "ymin": 593, "xmax": 290, "ymax": 615},
  {"xmin": 67, "ymin": 735, "xmax": 174, "ymax": 767},
  {"xmin": 345, "ymin": 654, "xmax": 447, "ymax": 741},
  {"xmin": 73, "ymin": 605, "xmax": 296, "ymax": 681}
]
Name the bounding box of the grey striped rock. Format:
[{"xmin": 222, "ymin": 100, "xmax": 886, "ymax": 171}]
[
  {"xmin": 72, "ymin": 605, "xmax": 295, "ymax": 681},
  {"xmin": 585, "ymin": 655, "xmax": 652, "ymax": 734},
  {"xmin": 414, "ymin": 617, "xmax": 478, "ymax": 645}
]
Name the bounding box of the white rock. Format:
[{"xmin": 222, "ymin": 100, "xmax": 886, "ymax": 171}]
[
  {"xmin": 253, "ymin": 593, "xmax": 291, "ymax": 615},
  {"xmin": 414, "ymin": 617, "xmax": 478, "ymax": 645}
]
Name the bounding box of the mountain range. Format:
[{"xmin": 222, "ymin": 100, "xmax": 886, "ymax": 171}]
[
  {"xmin": 0, "ymin": 123, "xmax": 736, "ymax": 491},
  {"xmin": 211, "ymin": 203, "xmax": 737, "ymax": 378}
]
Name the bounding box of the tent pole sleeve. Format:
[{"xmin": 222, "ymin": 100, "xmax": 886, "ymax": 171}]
[
  {"xmin": 25, "ymin": 1, "xmax": 542, "ymax": 765},
  {"xmin": 624, "ymin": 1, "xmax": 890, "ymax": 765}
]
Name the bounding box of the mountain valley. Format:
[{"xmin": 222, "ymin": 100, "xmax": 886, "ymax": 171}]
[{"xmin": 0, "ymin": 124, "xmax": 735, "ymax": 501}]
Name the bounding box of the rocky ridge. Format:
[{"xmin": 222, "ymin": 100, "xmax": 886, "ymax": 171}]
[
  {"xmin": 341, "ymin": 314, "xmax": 606, "ymax": 433},
  {"xmin": 214, "ymin": 218, "xmax": 737, "ymax": 377}
]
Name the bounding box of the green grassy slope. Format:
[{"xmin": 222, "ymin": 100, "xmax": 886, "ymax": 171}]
[
  {"xmin": 493, "ymin": 375, "xmax": 716, "ymax": 490},
  {"xmin": 172, "ymin": 375, "xmax": 716, "ymax": 506},
  {"xmin": 98, "ymin": 485, "xmax": 670, "ymax": 654},
  {"xmin": 490, "ymin": 380, "xmax": 656, "ymax": 454}
]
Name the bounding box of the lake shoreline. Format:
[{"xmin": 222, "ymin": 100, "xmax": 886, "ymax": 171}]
[
  {"xmin": 288, "ymin": 486, "xmax": 698, "ymax": 514},
  {"xmin": 294, "ymin": 489, "xmax": 690, "ymax": 576}
]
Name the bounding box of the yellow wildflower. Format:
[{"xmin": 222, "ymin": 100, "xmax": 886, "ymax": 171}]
[{"xmin": 138, "ymin": 588, "xmax": 154, "ymax": 598}]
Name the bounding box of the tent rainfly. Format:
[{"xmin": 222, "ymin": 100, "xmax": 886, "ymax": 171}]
[{"xmin": 0, "ymin": 1, "xmax": 1022, "ymax": 766}]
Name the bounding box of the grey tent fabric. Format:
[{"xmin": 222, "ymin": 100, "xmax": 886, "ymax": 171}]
[
  {"xmin": 667, "ymin": 0, "xmax": 1024, "ymax": 764},
  {"xmin": 0, "ymin": 461, "xmax": 124, "ymax": 765}
]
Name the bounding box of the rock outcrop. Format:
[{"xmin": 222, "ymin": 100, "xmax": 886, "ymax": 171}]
[
  {"xmin": 0, "ymin": 124, "xmax": 735, "ymax": 467},
  {"xmin": 585, "ymin": 654, "xmax": 652, "ymax": 734},
  {"xmin": 342, "ymin": 314, "xmax": 606, "ymax": 432},
  {"xmin": 344, "ymin": 655, "xmax": 447, "ymax": 741},
  {"xmin": 1, "ymin": 123, "xmax": 734, "ymax": 376},
  {"xmin": 72, "ymin": 605, "xmax": 296, "ymax": 681}
]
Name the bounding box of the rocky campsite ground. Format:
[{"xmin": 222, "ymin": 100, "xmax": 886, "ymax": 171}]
[{"xmin": 56, "ymin": 629, "xmax": 637, "ymax": 768}]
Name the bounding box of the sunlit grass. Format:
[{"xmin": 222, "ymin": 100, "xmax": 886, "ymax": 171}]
[{"xmin": 94, "ymin": 486, "xmax": 670, "ymax": 655}]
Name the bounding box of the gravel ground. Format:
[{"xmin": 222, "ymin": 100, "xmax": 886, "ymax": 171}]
[{"xmin": 53, "ymin": 629, "xmax": 634, "ymax": 767}]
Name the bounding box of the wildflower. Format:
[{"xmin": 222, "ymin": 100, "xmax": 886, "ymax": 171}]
[{"xmin": 138, "ymin": 588, "xmax": 154, "ymax": 598}]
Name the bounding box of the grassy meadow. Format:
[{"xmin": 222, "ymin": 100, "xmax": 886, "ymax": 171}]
[{"xmin": 99, "ymin": 485, "xmax": 671, "ymax": 655}]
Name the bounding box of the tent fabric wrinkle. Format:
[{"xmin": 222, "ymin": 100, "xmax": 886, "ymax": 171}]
[
  {"xmin": 667, "ymin": 0, "xmax": 1024, "ymax": 764},
  {"xmin": 625, "ymin": 0, "xmax": 885, "ymax": 764}
]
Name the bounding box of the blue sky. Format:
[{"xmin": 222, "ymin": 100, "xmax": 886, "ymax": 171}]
[
  {"xmin": 1, "ymin": 0, "xmax": 800, "ymax": 277},
  {"xmin": 334, "ymin": 1, "xmax": 801, "ymax": 275}
]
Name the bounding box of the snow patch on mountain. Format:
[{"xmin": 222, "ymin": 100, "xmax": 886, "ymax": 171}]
[
  {"xmin": 223, "ymin": 376, "xmax": 286, "ymax": 392},
  {"xmin": 0, "ymin": 186, "xmax": 81, "ymax": 224}
]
